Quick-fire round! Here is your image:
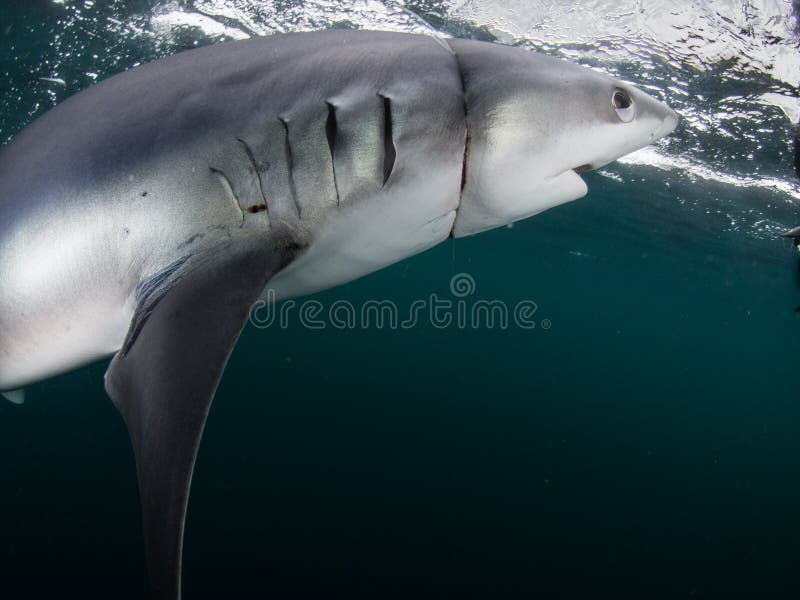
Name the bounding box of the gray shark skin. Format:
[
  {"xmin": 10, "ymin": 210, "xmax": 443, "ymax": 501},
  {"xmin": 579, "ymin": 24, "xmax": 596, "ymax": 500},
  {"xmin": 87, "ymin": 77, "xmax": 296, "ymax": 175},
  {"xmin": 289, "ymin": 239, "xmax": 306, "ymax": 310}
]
[{"xmin": 0, "ymin": 30, "xmax": 677, "ymax": 599}]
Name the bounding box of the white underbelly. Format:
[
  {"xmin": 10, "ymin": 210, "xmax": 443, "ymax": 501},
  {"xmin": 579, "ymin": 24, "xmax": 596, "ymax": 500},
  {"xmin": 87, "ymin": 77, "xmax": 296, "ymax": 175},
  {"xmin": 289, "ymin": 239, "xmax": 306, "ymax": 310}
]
[
  {"xmin": 0, "ymin": 198, "xmax": 143, "ymax": 390},
  {"xmin": 0, "ymin": 299, "xmax": 132, "ymax": 391},
  {"xmin": 265, "ymin": 169, "xmax": 459, "ymax": 301}
]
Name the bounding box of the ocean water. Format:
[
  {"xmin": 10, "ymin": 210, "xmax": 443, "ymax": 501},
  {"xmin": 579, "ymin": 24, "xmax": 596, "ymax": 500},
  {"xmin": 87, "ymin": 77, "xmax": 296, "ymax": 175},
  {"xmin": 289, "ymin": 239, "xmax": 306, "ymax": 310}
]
[{"xmin": 1, "ymin": 1, "xmax": 800, "ymax": 599}]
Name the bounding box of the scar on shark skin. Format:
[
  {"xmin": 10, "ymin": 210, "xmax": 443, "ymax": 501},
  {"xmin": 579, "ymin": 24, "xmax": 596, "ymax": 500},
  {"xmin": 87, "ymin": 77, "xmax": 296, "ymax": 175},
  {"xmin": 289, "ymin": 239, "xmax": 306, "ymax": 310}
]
[{"xmin": 237, "ymin": 137, "xmax": 271, "ymax": 220}]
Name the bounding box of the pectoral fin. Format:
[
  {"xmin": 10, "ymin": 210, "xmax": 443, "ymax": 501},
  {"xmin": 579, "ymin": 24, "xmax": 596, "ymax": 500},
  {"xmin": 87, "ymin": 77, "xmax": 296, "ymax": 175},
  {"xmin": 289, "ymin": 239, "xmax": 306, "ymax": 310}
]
[{"xmin": 105, "ymin": 239, "xmax": 285, "ymax": 600}]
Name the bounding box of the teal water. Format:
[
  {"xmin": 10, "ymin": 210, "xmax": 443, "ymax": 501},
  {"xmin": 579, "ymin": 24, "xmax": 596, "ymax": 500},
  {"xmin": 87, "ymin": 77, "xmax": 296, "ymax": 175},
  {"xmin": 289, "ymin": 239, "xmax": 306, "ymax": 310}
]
[{"xmin": 2, "ymin": 1, "xmax": 800, "ymax": 599}]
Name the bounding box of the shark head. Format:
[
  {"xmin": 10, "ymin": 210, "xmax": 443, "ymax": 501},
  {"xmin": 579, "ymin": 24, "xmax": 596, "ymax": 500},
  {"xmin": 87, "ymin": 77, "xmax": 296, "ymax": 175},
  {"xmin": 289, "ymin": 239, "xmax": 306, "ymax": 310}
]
[{"xmin": 449, "ymin": 39, "xmax": 679, "ymax": 237}]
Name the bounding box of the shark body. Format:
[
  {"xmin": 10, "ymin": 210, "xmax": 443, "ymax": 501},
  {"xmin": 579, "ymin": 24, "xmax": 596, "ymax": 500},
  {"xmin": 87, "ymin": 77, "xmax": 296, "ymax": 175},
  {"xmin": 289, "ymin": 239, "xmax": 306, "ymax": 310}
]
[{"xmin": 0, "ymin": 30, "xmax": 677, "ymax": 598}]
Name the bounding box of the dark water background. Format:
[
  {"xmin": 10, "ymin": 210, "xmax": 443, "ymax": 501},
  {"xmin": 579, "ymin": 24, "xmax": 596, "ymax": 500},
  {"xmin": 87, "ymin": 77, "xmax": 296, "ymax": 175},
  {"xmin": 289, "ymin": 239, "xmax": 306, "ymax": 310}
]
[{"xmin": 2, "ymin": 1, "xmax": 800, "ymax": 598}]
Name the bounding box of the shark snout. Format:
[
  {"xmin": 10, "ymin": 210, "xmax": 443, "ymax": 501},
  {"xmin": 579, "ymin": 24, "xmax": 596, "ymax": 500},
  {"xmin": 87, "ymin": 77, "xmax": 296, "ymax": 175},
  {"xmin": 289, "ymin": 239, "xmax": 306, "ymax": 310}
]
[{"xmin": 651, "ymin": 106, "xmax": 679, "ymax": 142}]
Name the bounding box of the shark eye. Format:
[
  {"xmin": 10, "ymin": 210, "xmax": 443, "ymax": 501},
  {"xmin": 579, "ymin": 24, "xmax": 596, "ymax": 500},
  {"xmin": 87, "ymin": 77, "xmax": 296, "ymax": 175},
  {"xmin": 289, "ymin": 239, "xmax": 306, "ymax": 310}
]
[{"xmin": 612, "ymin": 89, "xmax": 635, "ymax": 123}]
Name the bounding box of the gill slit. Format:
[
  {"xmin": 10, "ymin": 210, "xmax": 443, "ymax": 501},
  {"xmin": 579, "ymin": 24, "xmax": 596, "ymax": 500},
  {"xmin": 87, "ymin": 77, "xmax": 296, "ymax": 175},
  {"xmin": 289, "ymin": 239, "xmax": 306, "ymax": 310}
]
[
  {"xmin": 325, "ymin": 102, "xmax": 341, "ymax": 206},
  {"xmin": 448, "ymin": 41, "xmax": 470, "ymax": 238},
  {"xmin": 379, "ymin": 94, "xmax": 397, "ymax": 187},
  {"xmin": 279, "ymin": 117, "xmax": 302, "ymax": 219},
  {"xmin": 209, "ymin": 166, "xmax": 244, "ymax": 226}
]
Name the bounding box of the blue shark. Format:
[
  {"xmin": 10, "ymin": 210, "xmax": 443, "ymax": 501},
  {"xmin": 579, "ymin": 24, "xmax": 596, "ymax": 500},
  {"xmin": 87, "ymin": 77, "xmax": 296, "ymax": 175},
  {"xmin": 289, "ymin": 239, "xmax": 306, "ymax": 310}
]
[{"xmin": 0, "ymin": 30, "xmax": 677, "ymax": 599}]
